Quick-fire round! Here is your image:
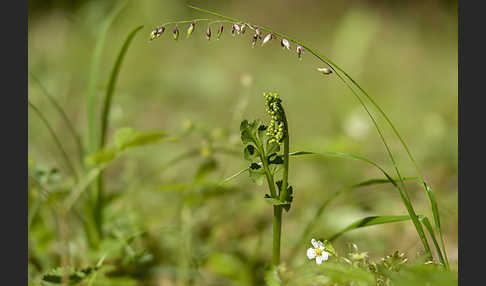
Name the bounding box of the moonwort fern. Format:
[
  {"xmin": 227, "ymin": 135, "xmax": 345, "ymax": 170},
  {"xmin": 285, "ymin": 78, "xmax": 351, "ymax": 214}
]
[{"xmin": 150, "ymin": 5, "xmax": 448, "ymax": 269}]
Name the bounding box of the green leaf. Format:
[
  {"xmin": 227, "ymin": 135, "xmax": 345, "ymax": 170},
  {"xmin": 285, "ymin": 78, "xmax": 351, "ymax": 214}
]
[
  {"xmin": 268, "ymin": 154, "xmax": 283, "ymax": 165},
  {"xmin": 249, "ymin": 162, "xmax": 266, "ymax": 186},
  {"xmin": 328, "ymin": 215, "xmax": 416, "ymax": 241},
  {"xmin": 240, "ymin": 119, "xmax": 265, "ymax": 147},
  {"xmin": 243, "ymin": 144, "xmax": 260, "ymax": 162},
  {"xmin": 87, "ymin": 0, "xmax": 128, "ymax": 154},
  {"xmin": 99, "ymin": 25, "xmax": 144, "ymax": 148},
  {"xmin": 42, "ymin": 266, "xmax": 97, "ymax": 285},
  {"xmin": 275, "ymin": 181, "xmax": 293, "ymax": 211},
  {"xmin": 264, "ymin": 195, "xmax": 291, "ymax": 207},
  {"xmin": 85, "ymin": 148, "xmax": 117, "ymax": 166},
  {"xmin": 85, "ymin": 128, "xmax": 167, "ymax": 167},
  {"xmin": 291, "ymin": 151, "xmax": 434, "ymax": 263},
  {"xmin": 322, "ymin": 240, "xmax": 336, "ymax": 256},
  {"xmin": 289, "ymin": 176, "xmax": 419, "ymax": 260},
  {"xmin": 417, "ymin": 215, "xmax": 447, "ymax": 268},
  {"xmin": 114, "ymin": 127, "xmax": 166, "ymax": 151},
  {"xmin": 266, "ymin": 140, "xmax": 280, "ymax": 155}
]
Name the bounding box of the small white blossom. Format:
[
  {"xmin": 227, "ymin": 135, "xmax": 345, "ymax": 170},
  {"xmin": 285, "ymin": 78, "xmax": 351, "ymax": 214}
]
[{"xmin": 307, "ymin": 238, "xmax": 329, "ymax": 265}]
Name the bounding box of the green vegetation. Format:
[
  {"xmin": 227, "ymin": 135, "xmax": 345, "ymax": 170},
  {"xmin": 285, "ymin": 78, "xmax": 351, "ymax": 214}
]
[{"xmin": 28, "ymin": 1, "xmax": 457, "ymax": 285}]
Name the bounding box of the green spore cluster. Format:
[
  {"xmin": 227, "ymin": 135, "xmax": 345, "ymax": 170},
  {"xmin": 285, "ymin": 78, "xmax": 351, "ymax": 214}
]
[{"xmin": 264, "ymin": 92, "xmax": 285, "ymax": 144}]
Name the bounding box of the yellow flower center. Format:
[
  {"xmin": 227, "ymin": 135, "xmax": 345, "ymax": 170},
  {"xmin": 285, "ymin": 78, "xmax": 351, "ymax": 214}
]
[{"xmin": 315, "ymin": 248, "xmax": 323, "ymax": 256}]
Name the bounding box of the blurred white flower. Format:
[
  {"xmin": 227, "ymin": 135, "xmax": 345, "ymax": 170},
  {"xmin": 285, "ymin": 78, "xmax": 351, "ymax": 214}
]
[{"xmin": 307, "ymin": 238, "xmax": 329, "ymax": 264}]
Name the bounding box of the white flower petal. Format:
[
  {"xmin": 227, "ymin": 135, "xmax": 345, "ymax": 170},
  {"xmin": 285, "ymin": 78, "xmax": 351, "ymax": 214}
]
[
  {"xmin": 311, "ymin": 238, "xmax": 319, "ymax": 248},
  {"xmin": 317, "ymin": 240, "xmax": 325, "ymax": 250},
  {"xmin": 307, "ymin": 248, "xmax": 316, "ymax": 259},
  {"xmin": 321, "ymin": 251, "xmax": 329, "ymax": 261},
  {"xmin": 316, "ymin": 255, "xmax": 324, "ymax": 264}
]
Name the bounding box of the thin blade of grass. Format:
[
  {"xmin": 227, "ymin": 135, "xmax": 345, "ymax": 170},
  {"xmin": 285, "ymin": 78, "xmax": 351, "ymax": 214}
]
[
  {"xmin": 28, "ymin": 101, "xmax": 78, "ymax": 181},
  {"xmin": 326, "ymin": 214, "xmax": 446, "ymax": 267},
  {"xmin": 99, "ymin": 24, "xmax": 144, "ymax": 148},
  {"xmin": 417, "ymin": 215, "xmax": 447, "ymax": 268},
  {"xmin": 289, "ymin": 176, "xmax": 419, "ymax": 259},
  {"xmin": 328, "ymin": 215, "xmax": 412, "ymax": 241},
  {"xmin": 95, "ymin": 24, "xmax": 144, "ymax": 238},
  {"xmin": 289, "ymin": 150, "xmax": 433, "ymax": 260},
  {"xmin": 87, "ymin": 0, "xmax": 128, "ymax": 154},
  {"xmin": 29, "ymin": 73, "xmax": 85, "ymax": 168}
]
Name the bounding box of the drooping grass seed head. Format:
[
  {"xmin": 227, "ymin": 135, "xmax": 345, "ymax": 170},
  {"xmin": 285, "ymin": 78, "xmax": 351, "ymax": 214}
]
[
  {"xmin": 296, "ymin": 45, "xmax": 304, "ymax": 60},
  {"xmin": 317, "ymin": 67, "xmax": 333, "ymax": 75},
  {"xmin": 150, "ymin": 26, "xmax": 165, "ymax": 41},
  {"xmin": 251, "ymin": 33, "xmax": 258, "ymax": 47},
  {"xmin": 255, "ymin": 27, "xmax": 263, "ymax": 39},
  {"xmin": 232, "ymin": 24, "xmax": 240, "ymax": 36},
  {"xmin": 173, "ymin": 26, "xmax": 179, "ymax": 40},
  {"xmin": 150, "ymin": 29, "xmax": 157, "ymax": 41},
  {"xmin": 262, "ymin": 33, "xmax": 275, "ymax": 46},
  {"xmin": 187, "ymin": 22, "xmax": 195, "ymax": 38},
  {"xmin": 240, "ymin": 23, "xmax": 248, "ymax": 34},
  {"xmin": 217, "ymin": 25, "xmax": 224, "ymax": 39},
  {"xmin": 281, "ymin": 38, "xmax": 290, "ymax": 50},
  {"xmin": 206, "ymin": 26, "xmax": 212, "ymax": 40}
]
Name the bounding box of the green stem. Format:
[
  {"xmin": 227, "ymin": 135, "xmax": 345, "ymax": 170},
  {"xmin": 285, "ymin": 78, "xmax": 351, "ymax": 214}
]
[
  {"xmin": 279, "ymin": 107, "xmax": 290, "ymax": 203},
  {"xmin": 273, "ymin": 206, "xmax": 282, "ymax": 265},
  {"xmin": 275, "ymin": 103, "xmax": 290, "ymax": 266},
  {"xmin": 259, "ymin": 139, "xmax": 281, "ymax": 265}
]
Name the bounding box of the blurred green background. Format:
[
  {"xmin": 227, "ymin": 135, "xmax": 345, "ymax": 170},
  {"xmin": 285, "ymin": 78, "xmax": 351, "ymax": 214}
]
[{"xmin": 28, "ymin": 0, "xmax": 457, "ymax": 285}]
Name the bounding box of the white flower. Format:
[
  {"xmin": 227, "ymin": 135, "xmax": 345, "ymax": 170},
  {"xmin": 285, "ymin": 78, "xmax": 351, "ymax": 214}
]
[{"xmin": 307, "ymin": 238, "xmax": 329, "ymax": 264}]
